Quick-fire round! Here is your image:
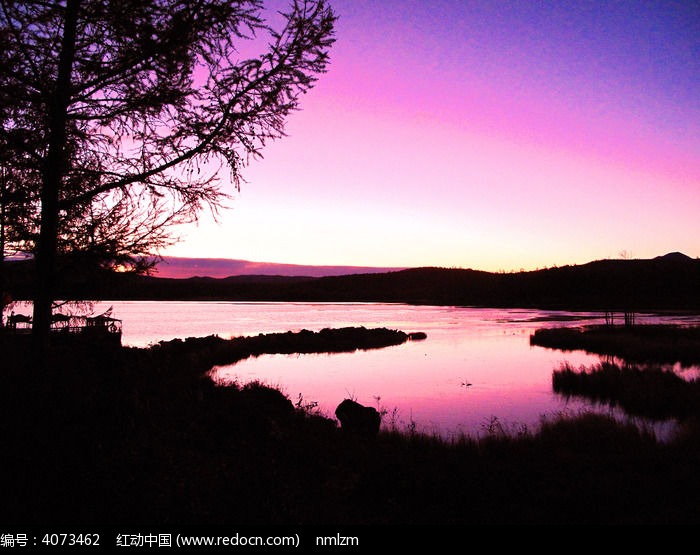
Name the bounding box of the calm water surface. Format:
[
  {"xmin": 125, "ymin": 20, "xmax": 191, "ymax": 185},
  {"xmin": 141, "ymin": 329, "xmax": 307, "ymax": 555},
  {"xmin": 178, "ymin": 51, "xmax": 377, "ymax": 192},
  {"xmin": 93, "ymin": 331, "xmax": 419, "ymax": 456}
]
[{"xmin": 20, "ymin": 301, "xmax": 700, "ymax": 438}]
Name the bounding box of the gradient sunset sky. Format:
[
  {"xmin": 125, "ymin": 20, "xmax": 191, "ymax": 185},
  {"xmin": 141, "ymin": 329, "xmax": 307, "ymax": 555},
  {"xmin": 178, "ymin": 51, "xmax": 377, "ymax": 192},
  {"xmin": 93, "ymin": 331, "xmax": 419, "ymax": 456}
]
[{"xmin": 164, "ymin": 0, "xmax": 699, "ymax": 272}]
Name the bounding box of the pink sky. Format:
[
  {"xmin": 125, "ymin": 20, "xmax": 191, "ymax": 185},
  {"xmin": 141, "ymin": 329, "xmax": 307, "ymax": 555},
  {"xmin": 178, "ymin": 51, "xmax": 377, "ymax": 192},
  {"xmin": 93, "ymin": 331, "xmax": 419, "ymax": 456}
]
[{"xmin": 164, "ymin": 0, "xmax": 700, "ymax": 272}]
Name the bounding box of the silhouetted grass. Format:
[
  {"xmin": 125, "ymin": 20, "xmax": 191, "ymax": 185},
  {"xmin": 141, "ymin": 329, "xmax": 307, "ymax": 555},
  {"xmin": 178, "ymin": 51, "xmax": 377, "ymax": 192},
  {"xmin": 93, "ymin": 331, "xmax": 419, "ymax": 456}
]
[
  {"xmin": 531, "ymin": 324, "xmax": 700, "ymax": 366},
  {"xmin": 553, "ymin": 361, "xmax": 700, "ymax": 420},
  {"xmin": 3, "ymin": 328, "xmax": 700, "ymax": 526}
]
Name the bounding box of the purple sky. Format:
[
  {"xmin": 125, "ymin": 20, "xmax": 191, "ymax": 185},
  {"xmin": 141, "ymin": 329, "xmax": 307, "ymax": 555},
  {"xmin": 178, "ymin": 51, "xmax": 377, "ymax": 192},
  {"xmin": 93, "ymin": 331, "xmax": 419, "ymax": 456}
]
[{"xmin": 165, "ymin": 0, "xmax": 700, "ymax": 271}]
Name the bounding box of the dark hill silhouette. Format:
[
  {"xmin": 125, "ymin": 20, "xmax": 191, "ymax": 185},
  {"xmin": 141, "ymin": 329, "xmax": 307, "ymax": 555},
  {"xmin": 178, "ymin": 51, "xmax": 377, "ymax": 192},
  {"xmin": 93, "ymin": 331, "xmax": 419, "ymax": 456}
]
[
  {"xmin": 4, "ymin": 253, "xmax": 700, "ymax": 310},
  {"xmin": 150, "ymin": 256, "xmax": 406, "ymax": 279},
  {"xmin": 655, "ymin": 251, "xmax": 692, "ymax": 262}
]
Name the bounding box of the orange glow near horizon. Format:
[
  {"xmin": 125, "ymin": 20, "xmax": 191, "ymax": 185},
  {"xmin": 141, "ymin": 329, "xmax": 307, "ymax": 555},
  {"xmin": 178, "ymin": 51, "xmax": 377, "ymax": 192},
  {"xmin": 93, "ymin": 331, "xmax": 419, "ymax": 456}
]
[{"xmin": 163, "ymin": 1, "xmax": 700, "ymax": 273}]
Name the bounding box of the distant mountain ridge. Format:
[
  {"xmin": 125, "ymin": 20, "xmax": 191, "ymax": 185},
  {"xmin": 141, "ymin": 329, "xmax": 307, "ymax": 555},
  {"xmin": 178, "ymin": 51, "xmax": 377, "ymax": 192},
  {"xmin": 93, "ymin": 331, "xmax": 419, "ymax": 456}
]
[
  {"xmin": 152, "ymin": 256, "xmax": 407, "ymax": 279},
  {"xmin": 5, "ymin": 252, "xmax": 700, "ymax": 311},
  {"xmin": 155, "ymin": 252, "xmax": 697, "ymax": 279}
]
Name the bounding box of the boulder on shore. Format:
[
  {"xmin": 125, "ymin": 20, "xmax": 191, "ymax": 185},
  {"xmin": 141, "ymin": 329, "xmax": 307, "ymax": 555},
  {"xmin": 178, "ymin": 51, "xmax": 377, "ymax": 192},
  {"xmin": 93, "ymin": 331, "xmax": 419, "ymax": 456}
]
[{"xmin": 335, "ymin": 399, "xmax": 381, "ymax": 438}]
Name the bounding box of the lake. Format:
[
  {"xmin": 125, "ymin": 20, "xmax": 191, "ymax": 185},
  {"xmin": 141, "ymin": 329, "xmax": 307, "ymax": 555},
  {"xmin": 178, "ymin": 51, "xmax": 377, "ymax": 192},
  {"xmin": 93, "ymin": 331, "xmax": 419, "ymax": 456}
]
[{"xmin": 13, "ymin": 301, "xmax": 700, "ymax": 438}]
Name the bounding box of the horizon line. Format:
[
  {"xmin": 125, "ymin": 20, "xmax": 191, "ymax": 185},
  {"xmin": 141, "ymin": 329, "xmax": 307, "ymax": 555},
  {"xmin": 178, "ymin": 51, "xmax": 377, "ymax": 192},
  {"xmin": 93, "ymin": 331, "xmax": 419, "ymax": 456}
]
[{"xmin": 151, "ymin": 251, "xmax": 694, "ymax": 279}]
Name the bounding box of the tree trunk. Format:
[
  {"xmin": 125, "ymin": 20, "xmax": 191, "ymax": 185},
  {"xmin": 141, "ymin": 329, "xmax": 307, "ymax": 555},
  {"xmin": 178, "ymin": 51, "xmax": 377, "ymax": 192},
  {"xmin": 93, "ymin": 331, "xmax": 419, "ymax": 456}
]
[
  {"xmin": 32, "ymin": 0, "xmax": 81, "ymax": 364},
  {"xmin": 0, "ymin": 165, "xmax": 6, "ymax": 328}
]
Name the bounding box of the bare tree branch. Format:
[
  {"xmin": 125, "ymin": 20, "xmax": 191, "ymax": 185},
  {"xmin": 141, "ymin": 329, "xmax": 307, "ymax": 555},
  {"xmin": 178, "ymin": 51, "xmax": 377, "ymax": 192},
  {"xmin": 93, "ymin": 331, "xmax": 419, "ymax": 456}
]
[{"xmin": 0, "ymin": 0, "xmax": 336, "ymax": 351}]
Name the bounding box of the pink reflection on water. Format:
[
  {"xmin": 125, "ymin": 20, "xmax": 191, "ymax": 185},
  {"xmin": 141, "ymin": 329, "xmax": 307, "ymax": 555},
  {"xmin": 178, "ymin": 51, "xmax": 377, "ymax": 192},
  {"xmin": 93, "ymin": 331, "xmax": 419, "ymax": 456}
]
[
  {"xmin": 92, "ymin": 301, "xmax": 699, "ymax": 439},
  {"xmin": 211, "ymin": 312, "xmax": 603, "ymax": 439}
]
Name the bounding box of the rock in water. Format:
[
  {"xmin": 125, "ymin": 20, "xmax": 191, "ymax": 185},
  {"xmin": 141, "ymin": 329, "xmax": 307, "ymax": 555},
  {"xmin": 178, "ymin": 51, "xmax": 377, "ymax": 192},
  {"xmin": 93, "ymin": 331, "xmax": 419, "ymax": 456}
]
[{"xmin": 335, "ymin": 399, "xmax": 381, "ymax": 438}]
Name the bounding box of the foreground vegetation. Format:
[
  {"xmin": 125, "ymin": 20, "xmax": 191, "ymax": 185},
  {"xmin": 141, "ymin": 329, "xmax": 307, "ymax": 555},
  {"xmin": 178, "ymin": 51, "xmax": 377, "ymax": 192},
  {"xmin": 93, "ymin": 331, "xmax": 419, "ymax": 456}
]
[{"xmin": 3, "ymin": 327, "xmax": 700, "ymax": 526}]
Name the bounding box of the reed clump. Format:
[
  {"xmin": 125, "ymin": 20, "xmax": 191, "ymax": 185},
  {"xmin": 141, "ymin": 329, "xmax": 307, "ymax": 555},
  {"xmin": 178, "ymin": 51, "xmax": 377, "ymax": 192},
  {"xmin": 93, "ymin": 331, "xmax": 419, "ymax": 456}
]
[
  {"xmin": 530, "ymin": 324, "xmax": 700, "ymax": 366},
  {"xmin": 553, "ymin": 361, "xmax": 700, "ymax": 420}
]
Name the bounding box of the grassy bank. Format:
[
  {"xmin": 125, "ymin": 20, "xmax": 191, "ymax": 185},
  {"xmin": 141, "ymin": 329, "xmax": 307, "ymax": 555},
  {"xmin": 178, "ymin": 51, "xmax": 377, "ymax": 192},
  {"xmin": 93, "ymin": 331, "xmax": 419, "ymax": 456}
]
[
  {"xmin": 3, "ymin": 327, "xmax": 700, "ymax": 526},
  {"xmin": 553, "ymin": 361, "xmax": 700, "ymax": 421},
  {"xmin": 530, "ymin": 324, "xmax": 700, "ymax": 366}
]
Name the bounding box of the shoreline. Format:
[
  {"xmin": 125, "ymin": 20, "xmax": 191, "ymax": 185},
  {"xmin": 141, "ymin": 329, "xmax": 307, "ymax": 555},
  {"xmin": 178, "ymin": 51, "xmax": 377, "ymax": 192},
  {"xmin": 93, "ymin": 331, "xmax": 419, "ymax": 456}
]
[
  {"xmin": 2, "ymin": 324, "xmax": 700, "ymax": 525},
  {"xmin": 530, "ymin": 323, "xmax": 700, "ymax": 366}
]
